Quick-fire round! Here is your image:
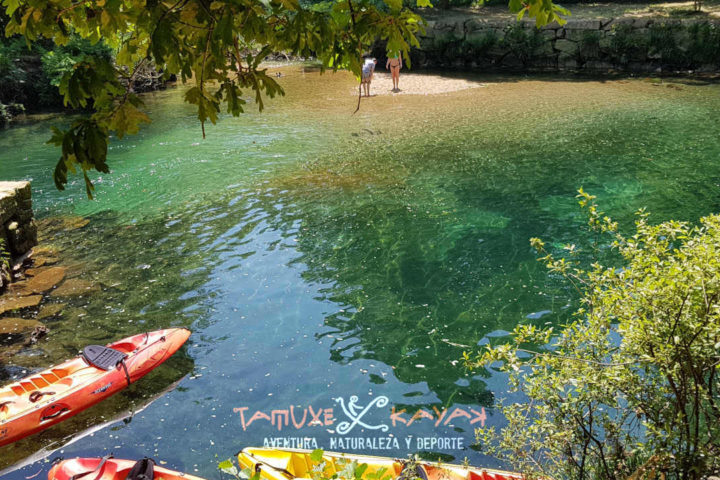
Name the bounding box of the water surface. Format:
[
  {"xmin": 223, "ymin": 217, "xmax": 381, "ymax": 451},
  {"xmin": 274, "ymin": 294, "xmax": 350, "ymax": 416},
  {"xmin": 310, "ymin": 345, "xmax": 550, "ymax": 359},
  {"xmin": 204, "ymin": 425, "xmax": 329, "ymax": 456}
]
[{"xmin": 0, "ymin": 67, "xmax": 719, "ymax": 477}]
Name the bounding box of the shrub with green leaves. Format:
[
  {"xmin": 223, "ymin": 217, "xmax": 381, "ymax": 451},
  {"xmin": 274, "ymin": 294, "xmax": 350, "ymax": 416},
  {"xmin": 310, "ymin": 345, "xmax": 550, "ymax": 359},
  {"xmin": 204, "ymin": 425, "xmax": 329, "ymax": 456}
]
[
  {"xmin": 41, "ymin": 36, "xmax": 112, "ymax": 87},
  {"xmin": 466, "ymin": 190, "xmax": 720, "ymax": 480},
  {"xmin": 648, "ymin": 22, "xmax": 683, "ymax": 67},
  {"xmin": 608, "ymin": 23, "xmax": 646, "ymax": 65},
  {"xmin": 686, "ymin": 22, "xmax": 720, "ymax": 68},
  {"xmin": 500, "ymin": 24, "xmax": 546, "ymax": 67}
]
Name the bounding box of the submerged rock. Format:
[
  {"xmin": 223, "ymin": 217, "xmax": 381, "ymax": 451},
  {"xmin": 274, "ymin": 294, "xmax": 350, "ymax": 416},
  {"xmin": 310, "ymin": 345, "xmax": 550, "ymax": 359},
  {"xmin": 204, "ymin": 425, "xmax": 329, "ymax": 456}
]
[
  {"xmin": 31, "ymin": 245, "xmax": 60, "ymax": 257},
  {"xmin": 50, "ymin": 278, "xmax": 99, "ymax": 297},
  {"xmin": 0, "ymin": 317, "xmax": 44, "ymax": 335},
  {"xmin": 0, "ymin": 295, "xmax": 42, "ymax": 315},
  {"xmin": 0, "ymin": 318, "xmax": 46, "ymax": 347},
  {"xmin": 16, "ymin": 266, "xmax": 66, "ymax": 295},
  {"xmin": 36, "ymin": 302, "xmax": 66, "ymax": 320},
  {"xmin": 32, "ymin": 256, "xmax": 59, "ymax": 267},
  {"xmin": 37, "ymin": 216, "xmax": 89, "ymax": 242}
]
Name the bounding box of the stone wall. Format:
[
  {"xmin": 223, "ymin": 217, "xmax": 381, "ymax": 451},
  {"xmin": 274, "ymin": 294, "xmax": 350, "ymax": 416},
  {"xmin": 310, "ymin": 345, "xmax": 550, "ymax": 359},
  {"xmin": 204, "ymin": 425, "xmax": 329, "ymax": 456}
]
[
  {"xmin": 0, "ymin": 181, "xmax": 37, "ymax": 259},
  {"xmin": 387, "ymin": 14, "xmax": 720, "ymax": 74}
]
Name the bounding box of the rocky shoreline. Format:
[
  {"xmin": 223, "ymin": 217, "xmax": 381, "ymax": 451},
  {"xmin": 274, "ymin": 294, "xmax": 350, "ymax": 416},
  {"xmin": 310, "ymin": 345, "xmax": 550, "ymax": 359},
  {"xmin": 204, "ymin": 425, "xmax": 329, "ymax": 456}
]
[{"xmin": 0, "ymin": 215, "xmax": 100, "ymax": 362}]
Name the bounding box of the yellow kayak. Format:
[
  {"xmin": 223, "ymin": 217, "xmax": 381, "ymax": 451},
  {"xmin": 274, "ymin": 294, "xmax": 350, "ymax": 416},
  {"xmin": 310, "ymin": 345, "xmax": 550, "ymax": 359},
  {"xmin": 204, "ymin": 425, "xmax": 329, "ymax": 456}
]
[{"xmin": 237, "ymin": 447, "xmax": 523, "ymax": 480}]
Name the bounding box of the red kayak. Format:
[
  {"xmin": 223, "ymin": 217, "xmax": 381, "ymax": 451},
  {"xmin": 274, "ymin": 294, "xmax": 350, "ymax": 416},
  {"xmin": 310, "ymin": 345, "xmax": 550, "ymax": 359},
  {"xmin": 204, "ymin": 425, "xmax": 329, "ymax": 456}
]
[
  {"xmin": 49, "ymin": 457, "xmax": 205, "ymax": 480},
  {"xmin": 0, "ymin": 328, "xmax": 191, "ymax": 446}
]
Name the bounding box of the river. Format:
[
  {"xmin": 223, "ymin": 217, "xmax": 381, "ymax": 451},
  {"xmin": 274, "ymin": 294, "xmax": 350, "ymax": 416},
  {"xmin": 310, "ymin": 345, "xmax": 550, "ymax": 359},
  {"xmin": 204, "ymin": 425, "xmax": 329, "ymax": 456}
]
[{"xmin": 0, "ymin": 66, "xmax": 719, "ymax": 477}]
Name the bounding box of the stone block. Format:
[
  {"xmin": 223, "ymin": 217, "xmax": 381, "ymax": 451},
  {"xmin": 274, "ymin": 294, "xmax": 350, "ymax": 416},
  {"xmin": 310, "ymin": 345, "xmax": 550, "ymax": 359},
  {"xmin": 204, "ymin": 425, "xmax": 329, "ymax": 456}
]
[
  {"xmin": 566, "ymin": 28, "xmax": 600, "ymax": 42},
  {"xmin": 542, "ymin": 29, "xmax": 559, "ymax": 40},
  {"xmin": 560, "ymin": 58, "xmax": 578, "ymax": 70},
  {"xmin": 599, "ymin": 18, "xmax": 615, "ymax": 30},
  {"xmin": 554, "ymin": 39, "xmax": 578, "ymax": 54},
  {"xmin": 0, "ymin": 181, "xmax": 37, "ymax": 258},
  {"xmin": 464, "ymin": 18, "xmax": 488, "ymax": 33},
  {"xmin": 585, "ymin": 60, "xmax": 614, "ymax": 71},
  {"xmin": 564, "ymin": 19, "xmax": 601, "ymax": 30},
  {"xmin": 633, "ymin": 18, "xmax": 654, "ymax": 29}
]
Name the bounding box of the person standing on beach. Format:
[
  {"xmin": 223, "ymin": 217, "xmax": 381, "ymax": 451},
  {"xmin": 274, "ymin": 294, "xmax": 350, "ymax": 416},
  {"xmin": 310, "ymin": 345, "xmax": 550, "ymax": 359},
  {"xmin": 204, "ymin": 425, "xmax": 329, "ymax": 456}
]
[
  {"xmin": 386, "ymin": 54, "xmax": 402, "ymax": 91},
  {"xmin": 361, "ymin": 57, "xmax": 377, "ymax": 97}
]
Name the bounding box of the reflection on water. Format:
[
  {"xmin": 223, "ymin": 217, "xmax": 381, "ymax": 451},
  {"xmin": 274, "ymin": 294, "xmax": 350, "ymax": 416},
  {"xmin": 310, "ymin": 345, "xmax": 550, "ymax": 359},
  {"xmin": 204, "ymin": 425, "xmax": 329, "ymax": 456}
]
[{"xmin": 0, "ymin": 66, "xmax": 719, "ymax": 476}]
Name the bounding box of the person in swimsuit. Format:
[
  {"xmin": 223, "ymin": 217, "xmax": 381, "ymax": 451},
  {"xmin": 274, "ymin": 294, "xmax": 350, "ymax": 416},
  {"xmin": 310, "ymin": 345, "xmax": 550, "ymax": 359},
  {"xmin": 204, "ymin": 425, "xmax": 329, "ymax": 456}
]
[
  {"xmin": 361, "ymin": 58, "xmax": 377, "ymax": 97},
  {"xmin": 386, "ymin": 54, "xmax": 402, "ymax": 91}
]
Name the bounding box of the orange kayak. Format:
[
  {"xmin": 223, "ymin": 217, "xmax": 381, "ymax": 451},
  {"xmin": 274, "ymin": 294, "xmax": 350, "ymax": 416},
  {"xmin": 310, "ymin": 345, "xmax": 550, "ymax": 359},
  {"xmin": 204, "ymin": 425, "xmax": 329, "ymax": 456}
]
[
  {"xmin": 0, "ymin": 328, "xmax": 190, "ymax": 446},
  {"xmin": 49, "ymin": 457, "xmax": 205, "ymax": 480}
]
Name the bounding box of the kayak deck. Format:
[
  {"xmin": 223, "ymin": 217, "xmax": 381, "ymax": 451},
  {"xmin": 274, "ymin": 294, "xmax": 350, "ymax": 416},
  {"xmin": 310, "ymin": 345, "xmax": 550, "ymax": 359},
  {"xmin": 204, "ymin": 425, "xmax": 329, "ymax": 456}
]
[
  {"xmin": 238, "ymin": 448, "xmax": 523, "ymax": 480},
  {"xmin": 49, "ymin": 457, "xmax": 206, "ymax": 480}
]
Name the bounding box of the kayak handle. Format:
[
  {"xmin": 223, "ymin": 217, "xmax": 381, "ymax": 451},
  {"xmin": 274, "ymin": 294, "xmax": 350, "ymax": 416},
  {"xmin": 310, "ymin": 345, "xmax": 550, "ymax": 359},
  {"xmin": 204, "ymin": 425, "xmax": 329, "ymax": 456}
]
[
  {"xmin": 29, "ymin": 391, "xmax": 55, "ymax": 403},
  {"xmin": 41, "ymin": 406, "xmax": 69, "ymax": 421}
]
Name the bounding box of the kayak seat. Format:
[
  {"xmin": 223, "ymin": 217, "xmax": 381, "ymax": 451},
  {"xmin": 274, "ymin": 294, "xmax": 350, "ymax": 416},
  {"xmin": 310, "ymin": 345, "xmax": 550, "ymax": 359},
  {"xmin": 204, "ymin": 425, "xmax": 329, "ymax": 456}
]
[
  {"xmin": 125, "ymin": 457, "xmax": 155, "ymax": 480},
  {"xmin": 83, "ymin": 345, "xmax": 128, "ymax": 370},
  {"xmin": 82, "ymin": 345, "xmax": 132, "ymax": 386}
]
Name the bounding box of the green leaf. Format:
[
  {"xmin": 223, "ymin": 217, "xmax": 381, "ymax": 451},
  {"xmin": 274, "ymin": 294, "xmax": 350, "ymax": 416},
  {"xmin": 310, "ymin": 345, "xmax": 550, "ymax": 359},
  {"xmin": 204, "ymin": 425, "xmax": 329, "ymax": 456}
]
[
  {"xmin": 107, "ymin": 101, "xmax": 151, "ymax": 139},
  {"xmin": 309, "ymin": 449, "xmax": 324, "ymax": 462}
]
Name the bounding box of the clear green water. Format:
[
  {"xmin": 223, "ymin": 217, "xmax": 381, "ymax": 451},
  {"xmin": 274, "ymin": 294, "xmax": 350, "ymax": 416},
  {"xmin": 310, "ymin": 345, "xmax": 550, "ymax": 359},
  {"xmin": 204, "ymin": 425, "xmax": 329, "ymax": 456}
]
[{"xmin": 0, "ymin": 68, "xmax": 720, "ymax": 476}]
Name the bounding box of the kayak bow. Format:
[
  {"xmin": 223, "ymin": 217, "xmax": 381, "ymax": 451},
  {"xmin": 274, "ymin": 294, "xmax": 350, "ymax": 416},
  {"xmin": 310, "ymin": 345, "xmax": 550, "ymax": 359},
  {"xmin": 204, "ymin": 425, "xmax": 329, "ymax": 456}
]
[
  {"xmin": 49, "ymin": 457, "xmax": 206, "ymax": 480},
  {"xmin": 0, "ymin": 328, "xmax": 191, "ymax": 446}
]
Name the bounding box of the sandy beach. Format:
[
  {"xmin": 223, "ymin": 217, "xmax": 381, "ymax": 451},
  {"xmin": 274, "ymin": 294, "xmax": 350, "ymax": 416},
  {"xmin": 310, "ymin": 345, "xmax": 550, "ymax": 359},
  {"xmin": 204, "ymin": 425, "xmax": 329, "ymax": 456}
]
[{"xmin": 360, "ymin": 71, "xmax": 488, "ymax": 96}]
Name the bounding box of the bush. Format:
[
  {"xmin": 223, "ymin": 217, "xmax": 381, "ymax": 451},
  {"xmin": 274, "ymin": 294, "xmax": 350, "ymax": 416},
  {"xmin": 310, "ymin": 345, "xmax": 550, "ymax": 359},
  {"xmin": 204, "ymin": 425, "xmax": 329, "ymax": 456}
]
[
  {"xmin": 0, "ymin": 34, "xmax": 112, "ymax": 114},
  {"xmin": 686, "ymin": 22, "xmax": 720, "ymax": 67},
  {"xmin": 608, "ymin": 23, "xmax": 647, "ymax": 65},
  {"xmin": 500, "ymin": 24, "xmax": 546, "ymax": 66},
  {"xmin": 467, "ymin": 190, "xmax": 720, "ymax": 480},
  {"xmin": 648, "ymin": 22, "xmax": 684, "ymax": 67},
  {"xmin": 577, "ymin": 30, "xmax": 601, "ymax": 62}
]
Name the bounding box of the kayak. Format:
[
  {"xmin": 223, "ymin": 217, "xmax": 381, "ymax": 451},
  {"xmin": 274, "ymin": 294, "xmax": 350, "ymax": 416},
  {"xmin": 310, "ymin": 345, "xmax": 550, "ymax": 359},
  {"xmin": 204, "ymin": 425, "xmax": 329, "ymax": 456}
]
[
  {"xmin": 49, "ymin": 457, "xmax": 205, "ymax": 480},
  {"xmin": 0, "ymin": 328, "xmax": 190, "ymax": 446},
  {"xmin": 237, "ymin": 448, "xmax": 524, "ymax": 480}
]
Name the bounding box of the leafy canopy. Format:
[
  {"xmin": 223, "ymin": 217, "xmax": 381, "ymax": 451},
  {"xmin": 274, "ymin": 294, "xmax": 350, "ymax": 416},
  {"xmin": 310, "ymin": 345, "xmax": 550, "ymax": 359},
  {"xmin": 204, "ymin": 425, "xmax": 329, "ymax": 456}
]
[
  {"xmin": 466, "ymin": 189, "xmax": 720, "ymax": 480},
  {"xmin": 3, "ymin": 0, "xmax": 567, "ymax": 197}
]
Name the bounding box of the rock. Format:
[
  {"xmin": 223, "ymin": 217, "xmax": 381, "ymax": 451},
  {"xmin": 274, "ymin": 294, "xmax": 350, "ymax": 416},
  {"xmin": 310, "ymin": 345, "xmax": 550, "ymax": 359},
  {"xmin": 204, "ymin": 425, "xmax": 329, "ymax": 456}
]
[
  {"xmin": 26, "ymin": 325, "xmax": 48, "ymax": 344},
  {"xmin": 32, "ymin": 245, "xmax": 60, "ymax": 257},
  {"xmin": 33, "ymin": 255, "xmax": 59, "ymax": 267},
  {"xmin": 0, "ymin": 295, "xmax": 42, "ymax": 315},
  {"xmin": 24, "ymin": 267, "xmax": 40, "ymax": 277},
  {"xmin": 62, "ymin": 262, "xmax": 87, "ymax": 279},
  {"xmin": 0, "ymin": 319, "xmax": 48, "ymax": 349},
  {"xmin": 0, "ymin": 181, "xmax": 37, "ymax": 257},
  {"xmin": 0, "ymin": 318, "xmax": 44, "ymax": 335},
  {"xmin": 16, "ymin": 266, "xmax": 66, "ymax": 295},
  {"xmin": 36, "ymin": 302, "xmax": 66, "ymax": 320},
  {"xmin": 11, "ymin": 249, "xmax": 33, "ymax": 272},
  {"xmin": 554, "ymin": 39, "xmax": 578, "ymax": 54},
  {"xmin": 564, "ymin": 19, "xmax": 601, "ymax": 30},
  {"xmin": 37, "ymin": 216, "xmax": 89, "ymax": 232},
  {"xmin": 50, "ymin": 278, "xmax": 100, "ymax": 298}
]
